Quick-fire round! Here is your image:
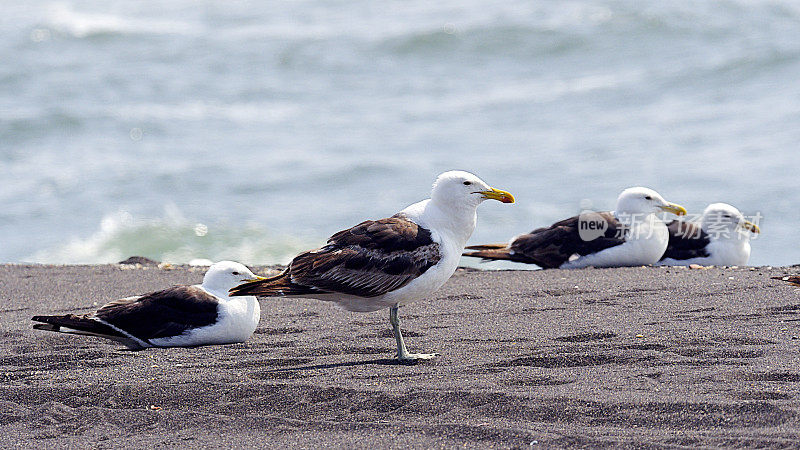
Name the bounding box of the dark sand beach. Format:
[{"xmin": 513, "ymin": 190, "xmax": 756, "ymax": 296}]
[{"xmin": 2, "ymin": 263, "xmax": 800, "ymax": 448}]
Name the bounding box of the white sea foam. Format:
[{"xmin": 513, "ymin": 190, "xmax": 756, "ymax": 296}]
[
  {"xmin": 408, "ymin": 71, "xmax": 644, "ymax": 114},
  {"xmin": 45, "ymin": 3, "xmax": 199, "ymax": 38},
  {"xmin": 109, "ymin": 101, "xmax": 302, "ymax": 124}
]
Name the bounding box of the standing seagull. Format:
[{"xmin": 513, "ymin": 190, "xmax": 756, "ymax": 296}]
[
  {"xmin": 658, "ymin": 203, "xmax": 760, "ymax": 266},
  {"xmin": 463, "ymin": 187, "xmax": 686, "ymax": 269},
  {"xmin": 32, "ymin": 261, "xmax": 265, "ymax": 348},
  {"xmin": 229, "ymin": 171, "xmax": 514, "ymax": 362}
]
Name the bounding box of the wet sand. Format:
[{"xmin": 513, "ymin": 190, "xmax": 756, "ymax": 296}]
[{"xmin": 2, "ymin": 263, "xmax": 800, "ymax": 448}]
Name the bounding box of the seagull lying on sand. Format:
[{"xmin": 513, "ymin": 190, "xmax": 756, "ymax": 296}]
[
  {"xmin": 32, "ymin": 261, "xmax": 265, "ymax": 348},
  {"xmin": 658, "ymin": 203, "xmax": 760, "ymax": 266},
  {"xmin": 229, "ymin": 171, "xmax": 514, "ymax": 362},
  {"xmin": 463, "ymin": 187, "xmax": 686, "ymax": 269}
]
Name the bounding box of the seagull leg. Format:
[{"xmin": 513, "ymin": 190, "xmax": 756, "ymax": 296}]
[{"xmin": 389, "ymin": 305, "xmax": 437, "ymax": 362}]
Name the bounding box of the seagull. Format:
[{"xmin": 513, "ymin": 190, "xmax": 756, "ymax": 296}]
[
  {"xmin": 229, "ymin": 170, "xmax": 514, "ymax": 362},
  {"xmin": 463, "ymin": 187, "xmax": 686, "ymax": 269},
  {"xmin": 658, "ymin": 203, "xmax": 760, "ymax": 266},
  {"xmin": 32, "ymin": 261, "xmax": 265, "ymax": 349}
]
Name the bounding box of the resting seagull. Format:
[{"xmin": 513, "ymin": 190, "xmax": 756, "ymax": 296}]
[
  {"xmin": 657, "ymin": 203, "xmax": 760, "ymax": 266},
  {"xmin": 32, "ymin": 261, "xmax": 265, "ymax": 348},
  {"xmin": 229, "ymin": 171, "xmax": 514, "ymax": 362},
  {"xmin": 463, "ymin": 187, "xmax": 686, "ymax": 269}
]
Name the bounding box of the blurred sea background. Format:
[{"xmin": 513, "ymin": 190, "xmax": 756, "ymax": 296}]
[{"xmin": 1, "ymin": 1, "xmax": 797, "ymax": 267}]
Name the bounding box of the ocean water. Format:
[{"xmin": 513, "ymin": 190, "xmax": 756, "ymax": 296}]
[{"xmin": 1, "ymin": 1, "xmax": 798, "ymax": 267}]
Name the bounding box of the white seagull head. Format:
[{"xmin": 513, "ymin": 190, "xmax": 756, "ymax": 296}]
[
  {"xmin": 202, "ymin": 261, "xmax": 265, "ymax": 295},
  {"xmin": 615, "ymin": 187, "xmax": 687, "ymax": 217},
  {"xmin": 701, "ymin": 202, "xmax": 760, "ymax": 239},
  {"xmin": 430, "ymin": 170, "xmax": 514, "ymax": 209}
]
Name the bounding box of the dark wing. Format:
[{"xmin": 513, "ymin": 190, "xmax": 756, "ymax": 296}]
[
  {"xmin": 230, "ymin": 216, "xmax": 441, "ymax": 298},
  {"xmin": 660, "ymin": 220, "xmax": 710, "ymax": 261},
  {"xmin": 94, "ymin": 286, "xmax": 220, "ymax": 341},
  {"xmin": 465, "ymin": 212, "xmax": 627, "ymax": 268}
]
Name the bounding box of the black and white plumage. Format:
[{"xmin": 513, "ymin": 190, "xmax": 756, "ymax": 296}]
[
  {"xmin": 32, "ymin": 261, "xmax": 265, "ymax": 349},
  {"xmin": 463, "ymin": 187, "xmax": 686, "ymax": 269},
  {"xmin": 658, "ymin": 203, "xmax": 760, "ymax": 266},
  {"xmin": 230, "ymin": 170, "xmax": 514, "ymax": 361}
]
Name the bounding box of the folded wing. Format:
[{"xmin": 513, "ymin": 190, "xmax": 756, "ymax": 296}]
[
  {"xmin": 230, "ymin": 216, "xmax": 442, "ymax": 298},
  {"xmin": 95, "ymin": 286, "xmax": 220, "ymax": 341},
  {"xmin": 464, "ymin": 212, "xmax": 627, "ymax": 268},
  {"xmin": 660, "ymin": 220, "xmax": 710, "ymax": 261}
]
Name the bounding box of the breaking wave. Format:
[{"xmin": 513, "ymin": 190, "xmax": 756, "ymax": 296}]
[{"xmin": 28, "ymin": 208, "xmax": 311, "ymax": 265}]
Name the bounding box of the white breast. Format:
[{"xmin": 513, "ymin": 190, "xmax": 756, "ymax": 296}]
[{"xmin": 658, "ymin": 239, "xmax": 751, "ymax": 267}]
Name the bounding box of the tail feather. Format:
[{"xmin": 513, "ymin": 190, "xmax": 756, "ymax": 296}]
[
  {"xmin": 32, "ymin": 314, "xmax": 125, "ymax": 338},
  {"xmin": 773, "ymin": 275, "xmax": 800, "ymax": 286},
  {"xmin": 464, "ymin": 243, "xmax": 508, "ymax": 251},
  {"xmin": 462, "ymin": 248, "xmax": 514, "ymax": 262},
  {"xmin": 32, "ymin": 323, "xmax": 116, "ymax": 339},
  {"xmin": 229, "ymin": 271, "xmax": 315, "ymax": 297}
]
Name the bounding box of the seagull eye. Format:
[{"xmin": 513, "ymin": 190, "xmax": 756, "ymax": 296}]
[
  {"xmin": 463, "ymin": 181, "xmax": 472, "ymax": 186},
  {"xmin": 644, "ymin": 196, "xmax": 652, "ymax": 200},
  {"xmin": 232, "ymin": 271, "xmax": 240, "ymax": 275}
]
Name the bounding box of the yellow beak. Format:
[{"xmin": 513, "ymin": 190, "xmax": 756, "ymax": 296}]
[
  {"xmin": 740, "ymin": 220, "xmax": 760, "ymax": 234},
  {"xmin": 479, "ymin": 187, "xmax": 515, "ymax": 204},
  {"xmin": 243, "ymin": 275, "xmax": 268, "ymax": 283},
  {"xmin": 658, "ymin": 202, "xmax": 687, "ymax": 216}
]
